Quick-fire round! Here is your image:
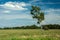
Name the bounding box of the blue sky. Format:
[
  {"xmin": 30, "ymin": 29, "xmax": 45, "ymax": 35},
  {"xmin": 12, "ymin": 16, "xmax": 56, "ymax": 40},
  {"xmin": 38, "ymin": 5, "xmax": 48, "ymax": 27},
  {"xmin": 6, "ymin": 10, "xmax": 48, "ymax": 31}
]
[{"xmin": 0, "ymin": 0, "xmax": 60, "ymax": 27}]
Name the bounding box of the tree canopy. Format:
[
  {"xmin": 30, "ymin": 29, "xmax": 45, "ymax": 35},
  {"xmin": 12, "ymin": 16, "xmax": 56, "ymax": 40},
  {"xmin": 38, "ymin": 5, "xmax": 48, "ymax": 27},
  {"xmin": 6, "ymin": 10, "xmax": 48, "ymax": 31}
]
[{"xmin": 30, "ymin": 6, "xmax": 44, "ymax": 24}]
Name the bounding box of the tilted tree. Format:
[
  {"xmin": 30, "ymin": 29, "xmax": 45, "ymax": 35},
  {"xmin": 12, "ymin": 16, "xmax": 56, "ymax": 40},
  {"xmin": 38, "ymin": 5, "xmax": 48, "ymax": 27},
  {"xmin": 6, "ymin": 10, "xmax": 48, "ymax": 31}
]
[{"xmin": 30, "ymin": 6, "xmax": 44, "ymax": 29}]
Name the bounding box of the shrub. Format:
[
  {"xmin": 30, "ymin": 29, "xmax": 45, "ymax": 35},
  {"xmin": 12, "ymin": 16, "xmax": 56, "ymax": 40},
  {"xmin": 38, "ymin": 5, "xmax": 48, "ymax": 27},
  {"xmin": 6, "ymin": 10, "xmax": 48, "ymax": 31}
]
[{"xmin": 43, "ymin": 26, "xmax": 49, "ymax": 30}]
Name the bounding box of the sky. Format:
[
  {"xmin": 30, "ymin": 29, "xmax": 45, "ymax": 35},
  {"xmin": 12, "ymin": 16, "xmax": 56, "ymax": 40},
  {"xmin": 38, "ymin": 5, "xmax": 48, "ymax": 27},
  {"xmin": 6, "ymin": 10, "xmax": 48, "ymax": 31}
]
[{"xmin": 0, "ymin": 0, "xmax": 60, "ymax": 27}]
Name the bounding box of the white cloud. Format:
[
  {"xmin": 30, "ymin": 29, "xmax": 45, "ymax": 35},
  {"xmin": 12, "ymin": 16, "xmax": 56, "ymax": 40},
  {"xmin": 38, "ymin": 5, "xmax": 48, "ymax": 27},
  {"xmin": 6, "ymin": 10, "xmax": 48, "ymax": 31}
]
[
  {"xmin": 19, "ymin": 2, "xmax": 27, "ymax": 6},
  {"xmin": 29, "ymin": 0, "xmax": 41, "ymax": 3},
  {"xmin": 43, "ymin": 9, "xmax": 60, "ymax": 13},
  {"xmin": 41, "ymin": 15, "xmax": 60, "ymax": 25},
  {"xmin": 41, "ymin": 9, "xmax": 60, "ymax": 25},
  {"xmin": 39, "ymin": 2, "xmax": 60, "ymax": 5},
  {"xmin": 3, "ymin": 10, "xmax": 11, "ymax": 13},
  {"xmin": 0, "ymin": 2, "xmax": 29, "ymax": 10},
  {"xmin": 0, "ymin": 14, "xmax": 32, "ymax": 20}
]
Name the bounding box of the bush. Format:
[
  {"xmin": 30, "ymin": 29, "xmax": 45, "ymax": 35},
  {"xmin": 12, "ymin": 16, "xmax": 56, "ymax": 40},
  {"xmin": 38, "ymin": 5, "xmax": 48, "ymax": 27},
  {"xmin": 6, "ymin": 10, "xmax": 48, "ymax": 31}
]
[{"xmin": 43, "ymin": 26, "xmax": 49, "ymax": 30}]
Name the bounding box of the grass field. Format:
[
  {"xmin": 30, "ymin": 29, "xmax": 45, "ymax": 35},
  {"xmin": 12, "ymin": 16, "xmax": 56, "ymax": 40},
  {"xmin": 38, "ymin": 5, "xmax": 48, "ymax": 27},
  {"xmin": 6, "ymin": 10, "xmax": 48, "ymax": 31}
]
[{"xmin": 0, "ymin": 29, "xmax": 60, "ymax": 40}]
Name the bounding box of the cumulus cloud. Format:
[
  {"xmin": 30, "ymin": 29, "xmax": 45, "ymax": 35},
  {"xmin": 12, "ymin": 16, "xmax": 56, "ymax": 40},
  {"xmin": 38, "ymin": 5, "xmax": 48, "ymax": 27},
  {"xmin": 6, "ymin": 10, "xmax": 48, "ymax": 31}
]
[
  {"xmin": 0, "ymin": 2, "xmax": 29, "ymax": 10},
  {"xmin": 41, "ymin": 9, "xmax": 60, "ymax": 25}
]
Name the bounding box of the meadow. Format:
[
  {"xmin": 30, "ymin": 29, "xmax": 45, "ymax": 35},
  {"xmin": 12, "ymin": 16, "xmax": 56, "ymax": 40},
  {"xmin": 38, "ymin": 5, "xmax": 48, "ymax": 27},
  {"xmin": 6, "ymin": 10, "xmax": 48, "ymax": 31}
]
[{"xmin": 0, "ymin": 29, "xmax": 60, "ymax": 40}]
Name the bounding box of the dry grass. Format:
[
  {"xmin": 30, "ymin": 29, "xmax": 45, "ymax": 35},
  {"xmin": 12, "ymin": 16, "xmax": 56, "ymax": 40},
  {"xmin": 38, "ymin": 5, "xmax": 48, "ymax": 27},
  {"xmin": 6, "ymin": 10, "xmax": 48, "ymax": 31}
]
[{"xmin": 0, "ymin": 29, "xmax": 60, "ymax": 40}]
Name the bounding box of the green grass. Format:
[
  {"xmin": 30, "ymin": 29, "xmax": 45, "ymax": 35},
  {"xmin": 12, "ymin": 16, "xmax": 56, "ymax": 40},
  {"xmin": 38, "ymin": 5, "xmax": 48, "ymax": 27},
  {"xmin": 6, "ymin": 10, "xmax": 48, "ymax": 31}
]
[{"xmin": 0, "ymin": 29, "xmax": 60, "ymax": 40}]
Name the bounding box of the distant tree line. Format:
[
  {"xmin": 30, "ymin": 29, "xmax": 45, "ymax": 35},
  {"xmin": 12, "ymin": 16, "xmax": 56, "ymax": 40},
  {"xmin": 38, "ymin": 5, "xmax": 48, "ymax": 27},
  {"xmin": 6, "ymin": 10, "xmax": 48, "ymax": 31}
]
[
  {"xmin": 42, "ymin": 24, "xmax": 60, "ymax": 29},
  {"xmin": 0, "ymin": 24, "xmax": 60, "ymax": 29},
  {"xmin": 0, "ymin": 25, "xmax": 41, "ymax": 29}
]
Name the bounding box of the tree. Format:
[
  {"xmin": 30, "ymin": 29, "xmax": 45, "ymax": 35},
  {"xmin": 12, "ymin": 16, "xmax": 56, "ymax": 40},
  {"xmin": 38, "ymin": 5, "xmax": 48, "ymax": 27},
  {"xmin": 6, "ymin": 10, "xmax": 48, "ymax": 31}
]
[{"xmin": 30, "ymin": 6, "xmax": 44, "ymax": 29}]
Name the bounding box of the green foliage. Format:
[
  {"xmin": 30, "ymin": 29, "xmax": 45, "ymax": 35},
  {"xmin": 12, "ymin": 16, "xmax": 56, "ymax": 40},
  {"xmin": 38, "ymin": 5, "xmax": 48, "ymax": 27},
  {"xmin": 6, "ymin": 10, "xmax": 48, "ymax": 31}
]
[
  {"xmin": 0, "ymin": 25, "xmax": 41, "ymax": 29},
  {"xmin": 43, "ymin": 26, "xmax": 49, "ymax": 30},
  {"xmin": 0, "ymin": 24, "xmax": 60, "ymax": 29},
  {"xmin": 30, "ymin": 6, "xmax": 44, "ymax": 24},
  {"xmin": 42, "ymin": 24, "xmax": 60, "ymax": 29}
]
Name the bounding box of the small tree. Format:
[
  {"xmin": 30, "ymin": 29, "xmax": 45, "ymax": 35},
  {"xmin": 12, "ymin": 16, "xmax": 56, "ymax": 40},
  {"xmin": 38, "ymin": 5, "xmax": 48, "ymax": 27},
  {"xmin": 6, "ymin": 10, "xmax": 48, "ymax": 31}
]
[{"xmin": 30, "ymin": 6, "xmax": 44, "ymax": 29}]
